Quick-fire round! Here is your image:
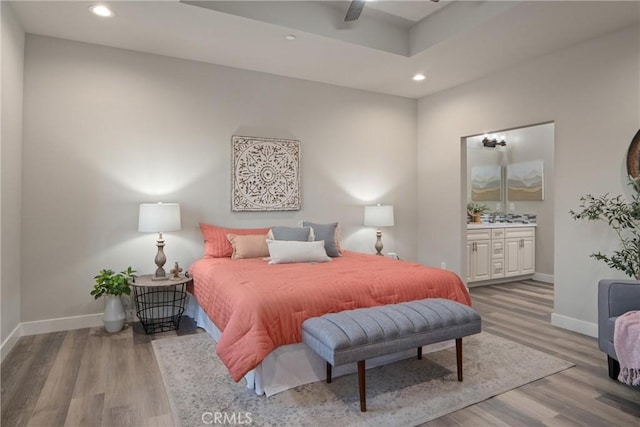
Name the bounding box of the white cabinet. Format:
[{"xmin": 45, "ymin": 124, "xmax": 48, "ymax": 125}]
[
  {"xmin": 467, "ymin": 229, "xmax": 491, "ymax": 282},
  {"xmin": 504, "ymin": 227, "xmax": 536, "ymax": 277},
  {"xmin": 467, "ymin": 225, "xmax": 535, "ymax": 283}
]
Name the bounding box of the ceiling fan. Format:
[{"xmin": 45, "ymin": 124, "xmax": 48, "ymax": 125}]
[{"xmin": 345, "ymin": 0, "xmax": 440, "ymax": 22}]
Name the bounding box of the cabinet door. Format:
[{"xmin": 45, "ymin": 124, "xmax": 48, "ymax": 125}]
[
  {"xmin": 504, "ymin": 238, "xmax": 521, "ymax": 277},
  {"xmin": 521, "ymin": 237, "xmax": 535, "ymax": 275},
  {"xmin": 473, "ymin": 240, "xmax": 491, "ymax": 281}
]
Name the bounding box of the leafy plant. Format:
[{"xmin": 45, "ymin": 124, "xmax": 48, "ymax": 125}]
[
  {"xmin": 467, "ymin": 202, "xmax": 489, "ymax": 215},
  {"xmin": 570, "ymin": 177, "xmax": 640, "ymax": 279},
  {"xmin": 91, "ymin": 267, "xmax": 136, "ymax": 299}
]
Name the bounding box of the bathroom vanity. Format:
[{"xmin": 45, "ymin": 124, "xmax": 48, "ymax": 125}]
[{"xmin": 466, "ymin": 223, "xmax": 536, "ymax": 284}]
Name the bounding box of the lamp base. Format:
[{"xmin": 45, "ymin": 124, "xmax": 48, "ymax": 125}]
[
  {"xmin": 152, "ymin": 273, "xmax": 169, "ymax": 281},
  {"xmin": 153, "ymin": 233, "xmax": 169, "ymax": 280},
  {"xmin": 374, "ymin": 229, "xmax": 384, "ymax": 256}
]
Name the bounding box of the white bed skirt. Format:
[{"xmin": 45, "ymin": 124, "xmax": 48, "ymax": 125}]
[{"xmin": 185, "ymin": 294, "xmax": 453, "ymax": 397}]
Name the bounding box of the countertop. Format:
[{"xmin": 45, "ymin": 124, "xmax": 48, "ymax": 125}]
[{"xmin": 467, "ymin": 223, "xmax": 537, "ymax": 229}]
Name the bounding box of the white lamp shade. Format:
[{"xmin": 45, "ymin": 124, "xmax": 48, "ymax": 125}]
[
  {"xmin": 138, "ymin": 203, "xmax": 181, "ymax": 233},
  {"xmin": 364, "ymin": 205, "xmax": 394, "ymax": 227}
]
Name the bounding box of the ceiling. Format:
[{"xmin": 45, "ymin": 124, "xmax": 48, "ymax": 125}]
[
  {"xmin": 364, "ymin": 0, "xmax": 448, "ymax": 22},
  {"xmin": 9, "ymin": 1, "xmax": 640, "ymax": 99}
]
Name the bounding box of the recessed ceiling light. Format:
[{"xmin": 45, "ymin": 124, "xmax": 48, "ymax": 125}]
[
  {"xmin": 285, "ymin": 35, "xmax": 297, "ymax": 41},
  {"xmin": 89, "ymin": 5, "xmax": 114, "ymax": 18},
  {"xmin": 412, "ymin": 74, "xmax": 426, "ymax": 82}
]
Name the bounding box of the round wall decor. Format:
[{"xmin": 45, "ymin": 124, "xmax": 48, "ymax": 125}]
[{"xmin": 626, "ymin": 129, "xmax": 640, "ymax": 177}]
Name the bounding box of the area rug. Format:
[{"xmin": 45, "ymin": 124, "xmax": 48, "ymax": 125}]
[{"xmin": 152, "ymin": 332, "xmax": 573, "ymax": 427}]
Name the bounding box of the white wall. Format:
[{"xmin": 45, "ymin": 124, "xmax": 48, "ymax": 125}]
[
  {"xmin": 418, "ymin": 23, "xmax": 640, "ymax": 334},
  {"xmin": 21, "ymin": 35, "xmax": 417, "ymax": 323},
  {"xmin": 1, "ymin": 3, "xmax": 24, "ymax": 350}
]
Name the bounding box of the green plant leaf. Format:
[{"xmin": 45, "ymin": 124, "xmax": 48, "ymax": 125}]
[
  {"xmin": 571, "ymin": 176, "xmax": 640, "ymax": 279},
  {"xmin": 91, "ymin": 266, "xmax": 135, "ymax": 298}
]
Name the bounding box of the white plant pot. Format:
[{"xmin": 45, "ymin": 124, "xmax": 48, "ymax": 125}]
[{"xmin": 103, "ymin": 295, "xmax": 125, "ymax": 333}]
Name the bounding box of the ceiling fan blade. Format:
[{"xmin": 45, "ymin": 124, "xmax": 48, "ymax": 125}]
[{"xmin": 345, "ymin": 0, "xmax": 365, "ymax": 22}]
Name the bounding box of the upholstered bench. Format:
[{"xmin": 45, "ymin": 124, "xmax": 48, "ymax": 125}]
[{"xmin": 301, "ymin": 298, "xmax": 481, "ymax": 412}]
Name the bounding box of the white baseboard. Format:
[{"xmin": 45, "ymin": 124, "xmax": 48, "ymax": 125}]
[
  {"xmin": 551, "ymin": 313, "xmax": 597, "ymax": 338},
  {"xmin": 1, "ymin": 314, "xmax": 104, "ymax": 362},
  {"xmin": 21, "ymin": 313, "xmax": 103, "ymax": 336},
  {"xmin": 532, "ymin": 272, "xmax": 554, "ymax": 283},
  {"xmin": 1, "ymin": 323, "xmax": 23, "ymax": 362}
]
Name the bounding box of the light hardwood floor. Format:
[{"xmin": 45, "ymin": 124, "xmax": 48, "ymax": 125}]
[
  {"xmin": 2, "ymin": 281, "xmax": 639, "ymax": 426},
  {"xmin": 424, "ymin": 281, "xmax": 640, "ymax": 427}
]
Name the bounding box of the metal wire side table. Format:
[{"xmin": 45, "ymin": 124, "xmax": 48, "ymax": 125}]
[{"xmin": 130, "ymin": 274, "xmax": 191, "ymax": 334}]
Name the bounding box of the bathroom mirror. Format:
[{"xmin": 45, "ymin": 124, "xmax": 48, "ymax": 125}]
[{"xmin": 467, "ymin": 146, "xmax": 505, "ymax": 203}]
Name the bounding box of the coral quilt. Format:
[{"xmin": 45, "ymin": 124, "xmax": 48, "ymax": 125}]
[{"xmin": 189, "ymin": 251, "xmax": 471, "ymax": 381}]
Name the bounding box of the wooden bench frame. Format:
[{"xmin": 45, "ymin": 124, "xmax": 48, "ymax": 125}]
[{"xmin": 325, "ymin": 338, "xmax": 464, "ymax": 412}]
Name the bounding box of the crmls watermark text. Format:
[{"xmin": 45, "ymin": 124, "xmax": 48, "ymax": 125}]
[{"xmin": 201, "ymin": 411, "xmax": 253, "ymax": 425}]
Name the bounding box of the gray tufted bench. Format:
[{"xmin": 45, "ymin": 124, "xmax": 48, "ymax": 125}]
[{"xmin": 301, "ymin": 298, "xmax": 481, "ymax": 412}]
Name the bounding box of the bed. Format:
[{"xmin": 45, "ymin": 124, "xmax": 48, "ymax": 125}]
[{"xmin": 187, "ymin": 249, "xmax": 471, "ymax": 396}]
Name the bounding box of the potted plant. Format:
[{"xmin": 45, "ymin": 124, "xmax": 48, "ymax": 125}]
[
  {"xmin": 91, "ymin": 266, "xmax": 136, "ymax": 332},
  {"xmin": 467, "ymin": 202, "xmax": 489, "ymax": 224},
  {"xmin": 570, "ymin": 177, "xmax": 640, "ymax": 279}
]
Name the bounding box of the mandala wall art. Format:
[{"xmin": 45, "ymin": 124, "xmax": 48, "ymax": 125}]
[{"xmin": 232, "ymin": 135, "xmax": 301, "ymax": 211}]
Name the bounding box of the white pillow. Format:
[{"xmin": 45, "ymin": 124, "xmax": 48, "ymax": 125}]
[{"xmin": 266, "ymin": 240, "xmax": 331, "ymax": 265}]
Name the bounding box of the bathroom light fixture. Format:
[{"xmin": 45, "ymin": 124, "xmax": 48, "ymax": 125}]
[
  {"xmin": 285, "ymin": 35, "xmax": 297, "ymax": 41},
  {"xmin": 89, "ymin": 5, "xmax": 114, "ymax": 17},
  {"xmin": 412, "ymin": 73, "xmax": 426, "ymax": 81},
  {"xmin": 482, "ymin": 134, "xmax": 506, "ymax": 148}
]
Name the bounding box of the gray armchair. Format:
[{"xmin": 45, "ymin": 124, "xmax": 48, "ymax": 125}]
[{"xmin": 598, "ymin": 279, "xmax": 640, "ymax": 379}]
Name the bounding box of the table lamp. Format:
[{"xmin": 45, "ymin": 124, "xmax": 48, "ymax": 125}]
[
  {"xmin": 138, "ymin": 202, "xmax": 181, "ymax": 280},
  {"xmin": 364, "ymin": 204, "xmax": 394, "ymax": 256}
]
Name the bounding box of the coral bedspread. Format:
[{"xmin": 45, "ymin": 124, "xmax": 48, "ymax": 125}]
[{"xmin": 188, "ymin": 251, "xmax": 471, "ymax": 382}]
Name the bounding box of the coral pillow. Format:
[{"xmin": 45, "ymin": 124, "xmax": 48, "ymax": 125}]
[
  {"xmin": 199, "ymin": 223, "xmax": 271, "ymax": 258},
  {"xmin": 227, "ymin": 234, "xmax": 269, "ymax": 259}
]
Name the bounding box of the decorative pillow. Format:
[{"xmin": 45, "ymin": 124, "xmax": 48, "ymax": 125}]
[
  {"xmin": 227, "ymin": 234, "xmax": 269, "ymax": 259},
  {"xmin": 301, "ymin": 221, "xmax": 342, "ymax": 257},
  {"xmin": 266, "ymin": 240, "xmax": 331, "ymax": 264},
  {"xmin": 199, "ymin": 223, "xmax": 271, "ymax": 258},
  {"xmin": 268, "ymin": 226, "xmax": 313, "ymax": 242}
]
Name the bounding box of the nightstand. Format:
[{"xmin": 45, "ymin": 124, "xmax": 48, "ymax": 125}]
[{"xmin": 130, "ymin": 274, "xmax": 192, "ymax": 334}]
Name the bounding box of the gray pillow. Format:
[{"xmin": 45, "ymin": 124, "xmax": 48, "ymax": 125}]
[
  {"xmin": 301, "ymin": 221, "xmax": 341, "ymax": 257},
  {"xmin": 270, "ymin": 226, "xmax": 312, "ymax": 242}
]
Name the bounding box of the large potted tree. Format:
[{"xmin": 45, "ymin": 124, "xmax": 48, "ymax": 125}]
[{"xmin": 91, "ymin": 267, "xmax": 136, "ymax": 333}]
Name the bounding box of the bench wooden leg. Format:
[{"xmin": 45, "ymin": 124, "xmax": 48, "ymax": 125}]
[
  {"xmin": 326, "ymin": 362, "xmax": 332, "ymax": 383},
  {"xmin": 358, "ymin": 360, "xmax": 366, "ymax": 412},
  {"xmin": 456, "ymin": 338, "xmax": 463, "ymax": 382},
  {"xmin": 417, "ymin": 346, "xmax": 422, "ymax": 360}
]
